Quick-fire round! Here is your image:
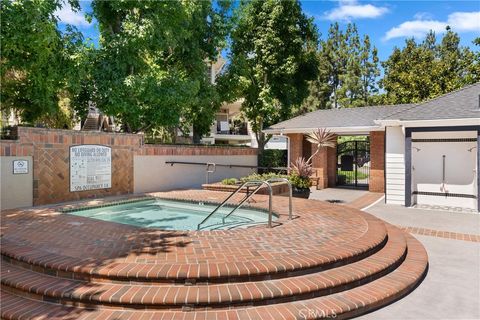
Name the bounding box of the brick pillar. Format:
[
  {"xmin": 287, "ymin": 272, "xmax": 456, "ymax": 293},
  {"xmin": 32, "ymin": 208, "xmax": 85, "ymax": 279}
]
[
  {"xmin": 311, "ymin": 138, "xmax": 337, "ymax": 189},
  {"xmin": 369, "ymin": 131, "xmax": 385, "ymax": 193},
  {"xmin": 287, "ymin": 133, "xmax": 303, "ymax": 165}
]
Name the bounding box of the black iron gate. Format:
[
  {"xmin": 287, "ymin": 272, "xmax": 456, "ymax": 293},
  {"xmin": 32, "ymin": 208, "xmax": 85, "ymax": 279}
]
[{"xmin": 336, "ymin": 140, "xmax": 370, "ymax": 188}]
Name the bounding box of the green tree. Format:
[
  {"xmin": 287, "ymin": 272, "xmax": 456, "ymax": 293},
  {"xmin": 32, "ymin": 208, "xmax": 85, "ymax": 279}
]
[
  {"xmin": 301, "ymin": 23, "xmax": 380, "ymax": 112},
  {"xmin": 91, "ymin": 1, "xmax": 231, "ymax": 136},
  {"xmin": 220, "ymin": 0, "xmax": 318, "ymax": 156},
  {"xmin": 359, "ymin": 35, "xmax": 380, "ymax": 106},
  {"xmin": 1, "ymin": 0, "xmax": 85, "ymax": 125},
  {"xmin": 381, "ymin": 27, "xmax": 479, "ymax": 104}
]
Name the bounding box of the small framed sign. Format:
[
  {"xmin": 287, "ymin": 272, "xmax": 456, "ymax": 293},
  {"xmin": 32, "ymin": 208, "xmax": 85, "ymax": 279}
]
[{"xmin": 13, "ymin": 160, "xmax": 29, "ymax": 174}]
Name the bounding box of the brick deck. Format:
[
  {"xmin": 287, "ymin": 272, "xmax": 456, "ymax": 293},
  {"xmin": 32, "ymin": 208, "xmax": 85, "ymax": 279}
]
[
  {"xmin": 0, "ymin": 190, "xmax": 428, "ymax": 319},
  {"xmin": 398, "ymin": 226, "xmax": 480, "ymax": 243}
]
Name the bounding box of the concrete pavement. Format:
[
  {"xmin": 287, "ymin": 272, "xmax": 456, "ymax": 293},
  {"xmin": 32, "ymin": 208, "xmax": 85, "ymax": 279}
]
[{"xmin": 360, "ymin": 201, "xmax": 480, "ymax": 320}]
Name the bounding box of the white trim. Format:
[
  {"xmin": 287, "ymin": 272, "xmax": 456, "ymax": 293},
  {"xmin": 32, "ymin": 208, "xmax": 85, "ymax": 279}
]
[
  {"xmin": 375, "ymin": 118, "xmax": 480, "ymax": 127},
  {"xmin": 264, "ymin": 125, "xmax": 382, "ymax": 135}
]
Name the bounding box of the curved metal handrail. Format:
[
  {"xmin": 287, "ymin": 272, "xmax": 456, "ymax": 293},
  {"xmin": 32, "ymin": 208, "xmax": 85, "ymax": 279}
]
[
  {"xmin": 221, "ymin": 181, "xmax": 273, "ymax": 225},
  {"xmin": 197, "ymin": 180, "xmax": 273, "ymax": 230},
  {"xmin": 266, "ymin": 177, "xmax": 293, "ymax": 220}
]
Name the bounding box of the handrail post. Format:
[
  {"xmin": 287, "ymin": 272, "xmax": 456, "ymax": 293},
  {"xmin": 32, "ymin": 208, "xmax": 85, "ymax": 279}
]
[
  {"xmin": 267, "ymin": 178, "xmax": 293, "ymax": 220},
  {"xmin": 206, "ymin": 163, "xmax": 216, "ymax": 184},
  {"xmin": 266, "ymin": 182, "xmax": 273, "ymax": 228}
]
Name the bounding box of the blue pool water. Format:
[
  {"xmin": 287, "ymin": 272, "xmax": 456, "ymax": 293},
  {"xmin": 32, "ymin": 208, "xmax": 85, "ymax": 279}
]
[{"xmin": 66, "ymin": 199, "xmax": 276, "ymax": 231}]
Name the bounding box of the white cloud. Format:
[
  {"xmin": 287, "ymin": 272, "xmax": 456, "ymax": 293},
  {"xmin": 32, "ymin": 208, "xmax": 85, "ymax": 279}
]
[
  {"xmin": 447, "ymin": 12, "xmax": 480, "ymax": 31},
  {"xmin": 55, "ymin": 2, "xmax": 90, "ymax": 27},
  {"xmin": 413, "ymin": 12, "xmax": 434, "ymax": 20},
  {"xmin": 385, "ymin": 11, "xmax": 480, "ymax": 40},
  {"xmin": 324, "ymin": 0, "xmax": 389, "ymax": 21}
]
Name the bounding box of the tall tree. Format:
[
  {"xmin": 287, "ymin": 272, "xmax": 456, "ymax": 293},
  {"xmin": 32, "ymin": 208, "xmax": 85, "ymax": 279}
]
[
  {"xmin": 1, "ymin": 0, "xmax": 85, "ymax": 124},
  {"xmin": 359, "ymin": 35, "xmax": 380, "ymax": 105},
  {"xmin": 220, "ymin": 0, "xmax": 318, "ymax": 156},
  {"xmin": 91, "ymin": 1, "xmax": 231, "ymax": 135},
  {"xmin": 300, "ymin": 23, "xmax": 380, "ymax": 112},
  {"xmin": 381, "ymin": 27, "xmax": 479, "ymax": 104}
]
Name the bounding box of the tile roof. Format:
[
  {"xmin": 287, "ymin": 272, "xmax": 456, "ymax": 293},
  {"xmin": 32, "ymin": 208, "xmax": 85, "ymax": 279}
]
[
  {"xmin": 265, "ymin": 82, "xmax": 480, "ymax": 132},
  {"xmin": 266, "ymin": 104, "xmax": 414, "ymax": 131},
  {"xmin": 383, "ymin": 82, "xmax": 480, "ymax": 121}
]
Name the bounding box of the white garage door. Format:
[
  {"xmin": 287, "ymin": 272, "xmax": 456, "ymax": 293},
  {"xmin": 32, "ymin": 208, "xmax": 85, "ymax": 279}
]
[{"xmin": 411, "ymin": 131, "xmax": 477, "ymax": 211}]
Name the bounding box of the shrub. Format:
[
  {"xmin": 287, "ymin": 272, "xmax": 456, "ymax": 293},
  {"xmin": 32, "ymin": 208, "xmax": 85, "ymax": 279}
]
[
  {"xmin": 289, "ymin": 173, "xmax": 311, "ymax": 189},
  {"xmin": 258, "ymin": 149, "xmax": 287, "ymax": 169},
  {"xmin": 221, "ymin": 178, "xmax": 238, "ymax": 185}
]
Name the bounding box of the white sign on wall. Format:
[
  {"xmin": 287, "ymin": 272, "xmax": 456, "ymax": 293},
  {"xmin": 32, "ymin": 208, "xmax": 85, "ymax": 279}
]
[
  {"xmin": 70, "ymin": 145, "xmax": 112, "ymax": 192},
  {"xmin": 13, "ymin": 160, "xmax": 29, "ymax": 174}
]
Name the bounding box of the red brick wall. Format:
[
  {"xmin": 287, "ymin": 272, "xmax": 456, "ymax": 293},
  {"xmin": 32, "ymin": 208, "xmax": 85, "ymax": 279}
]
[
  {"xmin": 369, "ymin": 131, "xmax": 385, "ymax": 193},
  {"xmin": 287, "ymin": 133, "xmax": 303, "ymax": 165},
  {"xmin": 311, "ymin": 141, "xmax": 337, "ymax": 189},
  {"xmin": 0, "ymin": 127, "xmax": 257, "ymax": 206}
]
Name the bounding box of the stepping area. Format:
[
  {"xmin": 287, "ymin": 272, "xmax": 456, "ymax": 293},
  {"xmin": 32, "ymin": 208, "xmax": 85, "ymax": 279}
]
[{"xmin": 0, "ymin": 190, "xmax": 428, "ymax": 319}]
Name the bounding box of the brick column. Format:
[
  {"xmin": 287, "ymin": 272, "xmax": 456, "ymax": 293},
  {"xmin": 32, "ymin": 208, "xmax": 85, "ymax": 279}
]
[
  {"xmin": 287, "ymin": 133, "xmax": 303, "ymax": 165},
  {"xmin": 311, "ymin": 138, "xmax": 337, "ymax": 189},
  {"xmin": 369, "ymin": 130, "xmax": 385, "ymax": 193}
]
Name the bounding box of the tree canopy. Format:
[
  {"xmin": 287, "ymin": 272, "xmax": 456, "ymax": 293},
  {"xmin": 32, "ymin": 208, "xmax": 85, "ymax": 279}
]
[
  {"xmin": 219, "ymin": 0, "xmax": 319, "ymax": 153},
  {"xmin": 91, "ymin": 0, "xmax": 231, "ymax": 135},
  {"xmin": 300, "ymin": 23, "xmax": 380, "ymax": 112},
  {"xmin": 381, "ymin": 27, "xmax": 479, "ymax": 104},
  {"xmin": 0, "ymin": 0, "xmax": 86, "ymax": 126}
]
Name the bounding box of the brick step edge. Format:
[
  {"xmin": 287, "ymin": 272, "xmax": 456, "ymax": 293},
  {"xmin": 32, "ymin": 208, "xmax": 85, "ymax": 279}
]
[
  {"xmin": 0, "ymin": 219, "xmax": 388, "ymax": 284},
  {"xmin": 0, "ymin": 231, "xmax": 428, "ymax": 320},
  {"xmin": 0, "ymin": 226, "xmax": 407, "ymax": 310}
]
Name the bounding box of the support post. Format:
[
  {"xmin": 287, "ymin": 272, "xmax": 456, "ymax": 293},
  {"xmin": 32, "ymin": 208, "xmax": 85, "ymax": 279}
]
[
  {"xmin": 405, "ymin": 129, "xmax": 412, "ymax": 207},
  {"xmin": 477, "ymin": 129, "xmax": 480, "ymax": 211}
]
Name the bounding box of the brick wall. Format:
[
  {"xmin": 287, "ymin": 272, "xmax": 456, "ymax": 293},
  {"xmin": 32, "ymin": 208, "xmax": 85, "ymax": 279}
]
[
  {"xmin": 0, "ymin": 127, "xmax": 257, "ymax": 206},
  {"xmin": 287, "ymin": 133, "xmax": 303, "ymax": 165},
  {"xmin": 311, "ymin": 140, "xmax": 337, "ymax": 189},
  {"xmin": 287, "ymin": 133, "xmax": 337, "ymax": 190},
  {"xmin": 369, "ymin": 130, "xmax": 385, "ymax": 193}
]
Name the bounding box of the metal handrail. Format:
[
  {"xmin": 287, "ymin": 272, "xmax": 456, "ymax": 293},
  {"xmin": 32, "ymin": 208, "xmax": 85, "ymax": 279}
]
[
  {"xmin": 165, "ymin": 161, "xmax": 288, "ymax": 171},
  {"xmin": 267, "ymin": 178, "xmax": 293, "ymax": 220},
  {"xmin": 197, "ymin": 180, "xmax": 273, "ymax": 230},
  {"xmin": 221, "ymin": 181, "xmax": 273, "ymax": 225}
]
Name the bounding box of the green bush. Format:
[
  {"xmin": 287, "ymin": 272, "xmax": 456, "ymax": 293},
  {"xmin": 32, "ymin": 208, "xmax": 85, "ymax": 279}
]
[
  {"xmin": 221, "ymin": 178, "xmax": 238, "ymax": 185},
  {"xmin": 221, "ymin": 171, "xmax": 310, "ymax": 190},
  {"xmin": 239, "ymin": 172, "xmax": 288, "ymax": 183},
  {"xmin": 289, "ymin": 173, "xmax": 311, "ymax": 189},
  {"xmin": 258, "ymin": 149, "xmax": 287, "ymax": 168}
]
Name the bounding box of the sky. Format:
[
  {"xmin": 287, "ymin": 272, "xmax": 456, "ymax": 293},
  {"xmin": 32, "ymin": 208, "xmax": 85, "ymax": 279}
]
[{"xmin": 57, "ymin": 0, "xmax": 480, "ymax": 61}]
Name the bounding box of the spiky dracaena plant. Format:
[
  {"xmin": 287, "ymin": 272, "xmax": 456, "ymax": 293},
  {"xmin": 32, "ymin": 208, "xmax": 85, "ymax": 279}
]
[
  {"xmin": 291, "ymin": 157, "xmax": 313, "ymax": 179},
  {"xmin": 305, "ymin": 128, "xmax": 337, "ymax": 164}
]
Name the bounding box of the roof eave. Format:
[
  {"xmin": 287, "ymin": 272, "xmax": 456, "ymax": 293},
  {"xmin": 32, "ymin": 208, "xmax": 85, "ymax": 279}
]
[
  {"xmin": 263, "ymin": 125, "xmax": 382, "ymax": 135},
  {"xmin": 375, "ymin": 117, "xmax": 480, "ymax": 128}
]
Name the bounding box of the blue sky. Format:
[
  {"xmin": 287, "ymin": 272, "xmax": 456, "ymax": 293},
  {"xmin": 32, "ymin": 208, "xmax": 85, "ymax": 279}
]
[{"xmin": 57, "ymin": 0, "xmax": 479, "ymax": 61}]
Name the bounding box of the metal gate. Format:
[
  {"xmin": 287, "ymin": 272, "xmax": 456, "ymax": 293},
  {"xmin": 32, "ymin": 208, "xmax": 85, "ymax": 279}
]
[{"xmin": 336, "ymin": 140, "xmax": 370, "ymax": 188}]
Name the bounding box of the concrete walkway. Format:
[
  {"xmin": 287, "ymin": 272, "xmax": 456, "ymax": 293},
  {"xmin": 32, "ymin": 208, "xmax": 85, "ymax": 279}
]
[
  {"xmin": 309, "ymin": 187, "xmax": 369, "ymax": 204},
  {"xmin": 366, "ymin": 202, "xmax": 480, "ymax": 235},
  {"xmin": 361, "ymin": 202, "xmax": 480, "ymax": 320}
]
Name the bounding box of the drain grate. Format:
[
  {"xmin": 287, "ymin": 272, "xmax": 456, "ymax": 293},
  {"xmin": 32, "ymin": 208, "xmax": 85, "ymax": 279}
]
[{"xmin": 326, "ymin": 199, "xmax": 344, "ymax": 204}]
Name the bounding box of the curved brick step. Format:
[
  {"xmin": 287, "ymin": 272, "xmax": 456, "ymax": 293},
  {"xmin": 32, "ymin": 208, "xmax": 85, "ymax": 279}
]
[
  {"xmin": 1, "ymin": 226, "xmax": 406, "ymax": 310},
  {"xmin": 0, "ymin": 218, "xmax": 388, "ymax": 284},
  {"xmin": 0, "ymin": 230, "xmax": 428, "ymax": 319}
]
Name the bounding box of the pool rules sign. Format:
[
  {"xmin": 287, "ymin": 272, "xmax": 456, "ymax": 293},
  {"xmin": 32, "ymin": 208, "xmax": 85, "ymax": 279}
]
[{"xmin": 70, "ymin": 145, "xmax": 112, "ymax": 192}]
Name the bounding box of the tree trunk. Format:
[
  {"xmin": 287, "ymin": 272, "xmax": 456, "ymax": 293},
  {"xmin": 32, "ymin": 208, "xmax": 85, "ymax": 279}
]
[{"xmin": 192, "ymin": 125, "xmax": 202, "ymax": 144}]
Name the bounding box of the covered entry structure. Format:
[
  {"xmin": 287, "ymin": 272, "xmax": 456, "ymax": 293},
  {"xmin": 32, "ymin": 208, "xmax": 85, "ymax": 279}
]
[
  {"xmin": 265, "ymin": 82, "xmax": 480, "ymax": 211},
  {"xmin": 264, "ymin": 104, "xmax": 414, "ymax": 193}
]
